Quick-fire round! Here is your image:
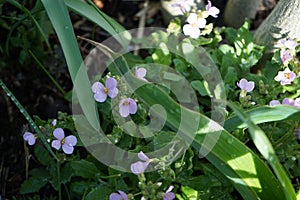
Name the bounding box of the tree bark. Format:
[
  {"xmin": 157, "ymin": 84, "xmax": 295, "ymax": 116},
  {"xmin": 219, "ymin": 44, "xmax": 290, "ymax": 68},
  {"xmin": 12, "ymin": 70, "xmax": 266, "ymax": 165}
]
[
  {"xmin": 224, "ymin": 0, "xmax": 262, "ymax": 28},
  {"xmin": 254, "ymin": 0, "xmax": 300, "ymax": 53}
]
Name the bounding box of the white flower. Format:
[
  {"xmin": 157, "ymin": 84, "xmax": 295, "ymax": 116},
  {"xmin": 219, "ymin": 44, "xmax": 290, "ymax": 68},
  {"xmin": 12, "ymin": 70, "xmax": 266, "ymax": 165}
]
[{"xmin": 183, "ymin": 13, "xmax": 206, "ymax": 39}]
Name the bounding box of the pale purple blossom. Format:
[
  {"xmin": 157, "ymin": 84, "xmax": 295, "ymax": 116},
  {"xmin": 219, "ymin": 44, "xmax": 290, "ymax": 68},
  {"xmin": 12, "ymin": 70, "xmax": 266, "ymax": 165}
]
[
  {"xmin": 293, "ymin": 98, "xmax": 300, "ymax": 109},
  {"xmin": 51, "ymin": 128, "xmax": 77, "ymax": 154},
  {"xmin": 282, "ymin": 98, "xmax": 295, "ymax": 106},
  {"xmin": 280, "ymin": 38, "xmax": 298, "ymax": 50},
  {"xmin": 280, "ymin": 50, "xmax": 293, "ymax": 65},
  {"xmin": 269, "ymin": 100, "xmax": 280, "ymax": 106},
  {"xmin": 135, "ymin": 68, "xmax": 148, "ymax": 82},
  {"xmin": 130, "ymin": 151, "xmax": 151, "ymax": 175},
  {"xmin": 52, "ymin": 119, "xmax": 57, "ymax": 126},
  {"xmin": 119, "ymin": 98, "xmax": 137, "ymax": 117},
  {"xmin": 206, "ymin": 0, "xmax": 220, "ymax": 18},
  {"xmin": 170, "ymin": 0, "xmax": 190, "ymax": 14},
  {"xmin": 237, "ymin": 78, "xmax": 255, "ymax": 92},
  {"xmin": 183, "ymin": 13, "xmax": 206, "ymax": 39},
  {"xmin": 163, "ymin": 186, "xmax": 176, "ymax": 200},
  {"xmin": 109, "ymin": 190, "xmax": 128, "ymax": 200},
  {"xmin": 91, "ymin": 77, "xmax": 119, "ymax": 102},
  {"xmin": 23, "ymin": 132, "xmax": 36, "ymax": 145},
  {"xmin": 274, "ymin": 67, "xmax": 296, "ymax": 85}
]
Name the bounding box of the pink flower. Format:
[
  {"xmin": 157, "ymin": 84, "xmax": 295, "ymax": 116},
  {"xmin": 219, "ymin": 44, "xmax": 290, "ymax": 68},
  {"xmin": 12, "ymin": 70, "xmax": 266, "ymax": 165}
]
[
  {"xmin": 183, "ymin": 13, "xmax": 206, "ymax": 39},
  {"xmin": 269, "ymin": 100, "xmax": 280, "ymax": 106},
  {"xmin": 91, "ymin": 77, "xmax": 119, "ymax": 102},
  {"xmin": 109, "ymin": 190, "xmax": 128, "ymax": 200},
  {"xmin": 163, "ymin": 186, "xmax": 176, "ymax": 200},
  {"xmin": 274, "ymin": 67, "xmax": 296, "ymax": 85},
  {"xmin": 280, "ymin": 38, "xmax": 298, "ymax": 50},
  {"xmin": 237, "ymin": 78, "xmax": 255, "ymax": 92},
  {"xmin": 23, "ymin": 132, "xmax": 36, "ymax": 145},
  {"xmin": 51, "ymin": 128, "xmax": 77, "ymax": 154},
  {"xmin": 170, "ymin": 0, "xmax": 190, "ymax": 14},
  {"xmin": 130, "ymin": 151, "xmax": 151, "ymax": 175},
  {"xmin": 119, "ymin": 98, "xmax": 137, "ymax": 117},
  {"xmin": 280, "ymin": 50, "xmax": 293, "ymax": 65},
  {"xmin": 135, "ymin": 68, "xmax": 148, "ymax": 82},
  {"xmin": 206, "ymin": 0, "xmax": 220, "ymax": 18}
]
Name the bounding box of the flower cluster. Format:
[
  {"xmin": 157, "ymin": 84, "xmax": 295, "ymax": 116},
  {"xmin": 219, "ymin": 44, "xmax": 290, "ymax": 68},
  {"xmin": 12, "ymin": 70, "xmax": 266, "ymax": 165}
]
[
  {"xmin": 182, "ymin": 0, "xmax": 219, "ymax": 39},
  {"xmin": 23, "ymin": 122, "xmax": 78, "ymax": 155},
  {"xmin": 279, "ymin": 38, "xmax": 297, "ymax": 65},
  {"xmin": 91, "ymin": 68, "xmax": 148, "ymax": 118},
  {"xmin": 269, "ymin": 97, "xmax": 300, "ymax": 109}
]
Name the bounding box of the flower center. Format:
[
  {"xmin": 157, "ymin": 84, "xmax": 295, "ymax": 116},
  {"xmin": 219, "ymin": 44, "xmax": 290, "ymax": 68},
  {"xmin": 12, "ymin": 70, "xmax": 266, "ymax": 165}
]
[
  {"xmin": 191, "ymin": 22, "xmax": 198, "ymax": 28},
  {"xmin": 122, "ymin": 101, "xmax": 129, "ymax": 106},
  {"xmin": 284, "ymin": 73, "xmax": 291, "ymax": 79},
  {"xmin": 61, "ymin": 138, "xmax": 65, "ymax": 145},
  {"xmin": 103, "ymin": 87, "xmax": 108, "ymax": 94}
]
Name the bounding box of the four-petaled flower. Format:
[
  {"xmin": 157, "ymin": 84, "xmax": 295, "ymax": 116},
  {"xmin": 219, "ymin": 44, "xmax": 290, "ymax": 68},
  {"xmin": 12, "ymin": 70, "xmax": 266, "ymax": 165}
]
[
  {"xmin": 274, "ymin": 67, "xmax": 296, "ymax": 85},
  {"xmin": 280, "ymin": 38, "xmax": 298, "ymax": 50},
  {"xmin": 280, "ymin": 50, "xmax": 293, "ymax": 65},
  {"xmin": 163, "ymin": 186, "xmax": 176, "ymax": 200},
  {"xmin": 51, "ymin": 128, "xmax": 77, "ymax": 154},
  {"xmin": 237, "ymin": 78, "xmax": 255, "ymax": 92},
  {"xmin": 119, "ymin": 98, "xmax": 137, "ymax": 117},
  {"xmin": 130, "ymin": 151, "xmax": 151, "ymax": 175},
  {"xmin": 23, "ymin": 132, "xmax": 36, "ymax": 145},
  {"xmin": 109, "ymin": 190, "xmax": 128, "ymax": 200},
  {"xmin": 135, "ymin": 67, "xmax": 148, "ymax": 82},
  {"xmin": 92, "ymin": 77, "xmax": 119, "ymax": 102},
  {"xmin": 183, "ymin": 13, "xmax": 206, "ymax": 39},
  {"xmin": 170, "ymin": 0, "xmax": 190, "ymax": 14},
  {"xmin": 206, "ymin": 0, "xmax": 220, "ymax": 18}
]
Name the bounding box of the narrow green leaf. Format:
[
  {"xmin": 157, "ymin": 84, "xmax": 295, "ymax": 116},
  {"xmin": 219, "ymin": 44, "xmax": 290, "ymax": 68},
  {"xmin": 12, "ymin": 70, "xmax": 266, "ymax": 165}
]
[
  {"xmin": 64, "ymin": 0, "xmax": 130, "ymax": 47},
  {"xmin": 228, "ymin": 102, "xmax": 296, "ymax": 200},
  {"xmin": 225, "ymin": 105, "xmax": 300, "ymax": 132}
]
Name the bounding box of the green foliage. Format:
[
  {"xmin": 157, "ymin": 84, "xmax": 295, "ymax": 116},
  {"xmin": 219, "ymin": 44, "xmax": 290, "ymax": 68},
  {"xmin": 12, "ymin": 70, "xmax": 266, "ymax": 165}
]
[{"xmin": 3, "ymin": 0, "xmax": 299, "ymax": 199}]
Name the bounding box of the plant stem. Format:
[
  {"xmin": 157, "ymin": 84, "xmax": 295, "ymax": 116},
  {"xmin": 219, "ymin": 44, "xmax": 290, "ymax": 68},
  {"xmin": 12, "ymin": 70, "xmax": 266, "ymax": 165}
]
[
  {"xmin": 0, "ymin": 79, "xmax": 59, "ymax": 161},
  {"xmin": 29, "ymin": 50, "xmax": 66, "ymax": 96}
]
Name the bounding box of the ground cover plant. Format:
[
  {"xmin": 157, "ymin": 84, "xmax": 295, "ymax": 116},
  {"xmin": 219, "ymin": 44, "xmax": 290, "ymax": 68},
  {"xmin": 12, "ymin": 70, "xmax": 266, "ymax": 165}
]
[{"xmin": 1, "ymin": 0, "xmax": 300, "ymax": 199}]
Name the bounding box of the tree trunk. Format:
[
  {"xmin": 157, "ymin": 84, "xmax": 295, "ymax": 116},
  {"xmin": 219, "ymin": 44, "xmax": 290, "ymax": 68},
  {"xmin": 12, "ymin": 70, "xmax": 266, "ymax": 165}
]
[
  {"xmin": 224, "ymin": 0, "xmax": 262, "ymax": 28},
  {"xmin": 254, "ymin": 0, "xmax": 300, "ymax": 53}
]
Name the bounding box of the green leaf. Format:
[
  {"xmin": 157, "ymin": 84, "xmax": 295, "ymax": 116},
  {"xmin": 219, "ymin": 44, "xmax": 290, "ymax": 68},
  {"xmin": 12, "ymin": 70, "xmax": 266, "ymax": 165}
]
[
  {"xmin": 71, "ymin": 160, "xmax": 99, "ymax": 178},
  {"xmin": 191, "ymin": 80, "xmax": 209, "ymax": 96},
  {"xmin": 34, "ymin": 145, "xmax": 54, "ymax": 166},
  {"xmin": 20, "ymin": 175, "xmax": 49, "ymax": 194},
  {"xmin": 64, "ymin": 0, "xmax": 130, "ymax": 47},
  {"xmin": 224, "ymin": 105, "xmax": 300, "ymax": 132},
  {"xmin": 227, "ymin": 102, "xmax": 296, "ymax": 200},
  {"xmin": 85, "ymin": 185, "xmax": 112, "ymax": 200}
]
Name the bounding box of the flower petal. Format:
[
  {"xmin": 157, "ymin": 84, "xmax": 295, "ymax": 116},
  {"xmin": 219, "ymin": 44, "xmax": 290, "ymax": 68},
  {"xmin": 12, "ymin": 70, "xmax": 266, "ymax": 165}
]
[
  {"xmin": 65, "ymin": 135, "xmax": 77, "ymax": 146},
  {"xmin": 138, "ymin": 151, "xmax": 150, "ymax": 161},
  {"xmin": 62, "ymin": 144, "xmax": 74, "ymax": 154},
  {"xmin": 91, "ymin": 82, "xmax": 104, "ymax": 93},
  {"xmin": 53, "ymin": 128, "xmax": 65, "ymax": 140},
  {"xmin": 269, "ymin": 100, "xmax": 280, "ymax": 106},
  {"xmin": 106, "ymin": 77, "xmax": 117, "ymax": 90},
  {"xmin": 128, "ymin": 99, "xmax": 137, "ymax": 114},
  {"xmin": 196, "ymin": 18, "xmax": 206, "ymax": 29},
  {"xmin": 244, "ymin": 81, "xmax": 255, "ymax": 92},
  {"xmin": 136, "ymin": 68, "xmax": 147, "ymax": 79},
  {"xmin": 163, "ymin": 192, "xmax": 176, "ymax": 200},
  {"xmin": 130, "ymin": 161, "xmax": 149, "ymax": 175},
  {"xmin": 119, "ymin": 99, "xmax": 130, "ymax": 117},
  {"xmin": 94, "ymin": 92, "xmax": 107, "ymax": 102},
  {"xmin": 187, "ymin": 13, "xmax": 197, "ymax": 24},
  {"xmin": 118, "ymin": 191, "xmax": 128, "ymax": 200},
  {"xmin": 109, "ymin": 193, "xmax": 122, "ymax": 200},
  {"xmin": 51, "ymin": 140, "xmax": 61, "ymax": 150},
  {"xmin": 108, "ymin": 88, "xmax": 119, "ymax": 99}
]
